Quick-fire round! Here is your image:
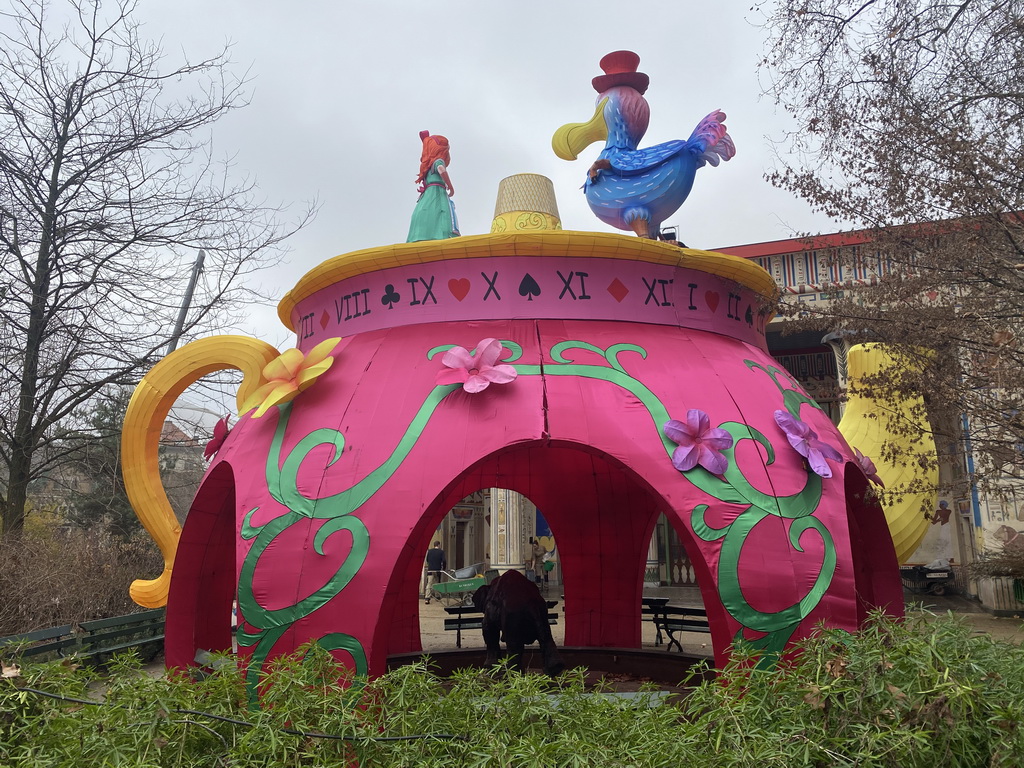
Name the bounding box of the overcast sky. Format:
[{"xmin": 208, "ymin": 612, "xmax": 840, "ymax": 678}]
[{"xmin": 129, "ymin": 0, "xmax": 839, "ymax": 346}]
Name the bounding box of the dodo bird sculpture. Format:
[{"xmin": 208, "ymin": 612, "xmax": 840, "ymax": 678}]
[{"xmin": 552, "ymin": 50, "xmax": 735, "ymax": 238}]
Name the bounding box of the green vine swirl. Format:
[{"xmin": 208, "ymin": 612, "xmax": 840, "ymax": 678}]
[
  {"xmin": 236, "ymin": 383, "xmax": 460, "ymax": 697},
  {"xmin": 522, "ymin": 343, "xmax": 837, "ymax": 659},
  {"xmin": 235, "ymin": 339, "xmax": 837, "ymax": 694},
  {"xmin": 686, "ymin": 360, "xmax": 836, "ymax": 659}
]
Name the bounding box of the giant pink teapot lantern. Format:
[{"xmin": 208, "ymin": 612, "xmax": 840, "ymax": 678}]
[{"xmin": 122, "ymin": 230, "xmax": 904, "ymax": 688}]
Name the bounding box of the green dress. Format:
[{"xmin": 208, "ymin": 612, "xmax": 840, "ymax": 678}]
[{"xmin": 407, "ymin": 159, "xmax": 460, "ymax": 242}]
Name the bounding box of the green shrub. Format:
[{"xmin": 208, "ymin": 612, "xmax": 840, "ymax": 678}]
[
  {"xmin": 1, "ymin": 612, "xmax": 1022, "ymax": 766},
  {"xmin": 685, "ymin": 611, "xmax": 1024, "ymax": 767}
]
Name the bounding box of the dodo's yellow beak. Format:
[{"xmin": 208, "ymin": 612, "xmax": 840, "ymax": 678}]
[{"xmin": 552, "ymin": 98, "xmax": 609, "ymax": 161}]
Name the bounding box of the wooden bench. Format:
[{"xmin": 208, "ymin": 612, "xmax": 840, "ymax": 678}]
[
  {"xmin": 0, "ymin": 608, "xmax": 165, "ymax": 664},
  {"xmin": 443, "ymin": 600, "xmax": 559, "ymax": 648},
  {"xmin": 642, "ymin": 598, "xmax": 709, "ymax": 652}
]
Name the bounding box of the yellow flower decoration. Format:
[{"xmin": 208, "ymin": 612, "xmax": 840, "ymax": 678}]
[{"xmin": 241, "ymin": 337, "xmax": 342, "ymax": 418}]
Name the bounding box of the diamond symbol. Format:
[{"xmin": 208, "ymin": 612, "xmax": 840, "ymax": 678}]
[
  {"xmin": 607, "ymin": 278, "xmax": 629, "ymax": 303},
  {"xmin": 320, "ymin": 310, "xmax": 330, "ymax": 329}
]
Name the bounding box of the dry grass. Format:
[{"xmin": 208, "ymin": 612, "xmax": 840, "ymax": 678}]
[{"xmin": 0, "ymin": 526, "xmax": 163, "ymax": 636}]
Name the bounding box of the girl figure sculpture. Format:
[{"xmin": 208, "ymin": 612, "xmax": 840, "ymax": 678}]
[{"xmin": 407, "ymin": 131, "xmax": 460, "ymax": 242}]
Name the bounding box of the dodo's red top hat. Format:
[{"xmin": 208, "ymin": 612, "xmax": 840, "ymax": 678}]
[{"xmin": 592, "ymin": 50, "xmax": 649, "ymax": 95}]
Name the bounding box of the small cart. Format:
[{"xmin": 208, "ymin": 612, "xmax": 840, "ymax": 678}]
[
  {"xmin": 428, "ymin": 564, "xmax": 490, "ymax": 606},
  {"xmin": 900, "ymin": 564, "xmax": 955, "ymax": 596}
]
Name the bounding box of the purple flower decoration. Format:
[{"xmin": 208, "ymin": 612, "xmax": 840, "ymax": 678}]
[
  {"xmin": 664, "ymin": 409, "xmax": 733, "ymax": 475},
  {"xmin": 855, "ymin": 448, "xmax": 885, "ymax": 487},
  {"xmin": 774, "ymin": 410, "xmax": 842, "ymax": 478}
]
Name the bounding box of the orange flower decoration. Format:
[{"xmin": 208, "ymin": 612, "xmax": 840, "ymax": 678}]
[{"xmin": 242, "ymin": 337, "xmax": 342, "ymax": 418}]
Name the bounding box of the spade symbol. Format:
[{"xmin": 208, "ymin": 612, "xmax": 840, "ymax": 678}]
[
  {"xmin": 744, "ymin": 304, "xmax": 753, "ymax": 327},
  {"xmin": 518, "ymin": 273, "xmax": 541, "ymax": 301},
  {"xmin": 381, "ymin": 284, "xmax": 401, "ymax": 309}
]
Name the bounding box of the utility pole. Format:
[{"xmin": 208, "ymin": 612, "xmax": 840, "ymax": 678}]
[{"xmin": 166, "ymin": 250, "xmax": 205, "ymax": 356}]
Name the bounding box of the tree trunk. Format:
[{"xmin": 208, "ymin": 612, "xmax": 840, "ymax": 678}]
[
  {"xmin": 3, "ymin": 131, "xmax": 63, "ymax": 537},
  {"xmin": 2, "ymin": 457, "xmax": 30, "ymax": 537}
]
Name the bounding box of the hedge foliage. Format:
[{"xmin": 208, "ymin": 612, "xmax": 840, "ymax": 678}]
[{"xmin": 1, "ymin": 611, "xmax": 1022, "ymax": 767}]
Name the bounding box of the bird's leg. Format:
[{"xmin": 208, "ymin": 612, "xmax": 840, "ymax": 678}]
[{"xmin": 630, "ymin": 218, "xmax": 652, "ymax": 238}]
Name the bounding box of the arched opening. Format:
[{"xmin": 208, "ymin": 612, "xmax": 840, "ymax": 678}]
[
  {"xmin": 165, "ymin": 462, "xmax": 236, "ymax": 669},
  {"xmin": 413, "ymin": 487, "xmax": 566, "ymax": 652},
  {"xmin": 383, "ymin": 439, "xmax": 717, "ymax": 661},
  {"xmin": 641, "ymin": 513, "xmax": 709, "ymax": 651}
]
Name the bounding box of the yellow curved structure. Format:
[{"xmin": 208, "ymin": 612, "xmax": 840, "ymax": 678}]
[
  {"xmin": 122, "ymin": 336, "xmax": 280, "ymax": 607},
  {"xmin": 838, "ymin": 343, "xmax": 937, "ymax": 563}
]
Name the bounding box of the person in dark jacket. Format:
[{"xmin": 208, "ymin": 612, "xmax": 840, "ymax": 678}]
[{"xmin": 423, "ymin": 541, "xmax": 446, "ymax": 604}]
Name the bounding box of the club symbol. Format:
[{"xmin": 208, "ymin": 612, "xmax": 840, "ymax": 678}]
[{"xmin": 381, "ymin": 284, "xmax": 401, "ymax": 309}]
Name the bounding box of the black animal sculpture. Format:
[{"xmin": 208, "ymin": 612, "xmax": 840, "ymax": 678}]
[{"xmin": 472, "ymin": 569, "xmax": 565, "ymax": 676}]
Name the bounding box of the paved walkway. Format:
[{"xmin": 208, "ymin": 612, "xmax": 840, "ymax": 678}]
[
  {"xmin": 417, "ymin": 585, "xmax": 1023, "ymax": 654},
  {"xmin": 904, "ymin": 593, "xmax": 1024, "ymax": 643}
]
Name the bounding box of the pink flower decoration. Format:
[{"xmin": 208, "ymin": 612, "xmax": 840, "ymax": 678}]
[
  {"xmin": 663, "ymin": 409, "xmax": 733, "ymax": 475},
  {"xmin": 855, "ymin": 448, "xmax": 885, "ymax": 487},
  {"xmin": 774, "ymin": 410, "xmax": 842, "ymax": 478},
  {"xmin": 203, "ymin": 416, "xmax": 231, "ymax": 461},
  {"xmin": 436, "ymin": 338, "xmax": 517, "ymax": 393}
]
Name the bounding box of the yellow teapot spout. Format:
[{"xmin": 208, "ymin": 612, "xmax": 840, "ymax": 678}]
[{"xmin": 837, "ymin": 343, "xmax": 938, "ymax": 563}]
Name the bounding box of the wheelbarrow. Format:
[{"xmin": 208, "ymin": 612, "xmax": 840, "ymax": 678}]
[{"xmin": 429, "ymin": 564, "xmax": 487, "ymax": 606}]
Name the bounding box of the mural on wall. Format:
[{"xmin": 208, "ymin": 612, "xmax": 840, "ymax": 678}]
[
  {"xmin": 991, "ymin": 524, "xmax": 1024, "ymax": 552},
  {"xmin": 534, "ymin": 509, "xmax": 555, "ymax": 556},
  {"xmin": 931, "ymin": 500, "xmax": 952, "ymax": 526},
  {"xmin": 912, "ymin": 499, "xmax": 955, "ymax": 565}
]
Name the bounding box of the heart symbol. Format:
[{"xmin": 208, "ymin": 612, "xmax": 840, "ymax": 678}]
[
  {"xmin": 705, "ymin": 291, "xmax": 720, "ymax": 312},
  {"xmin": 448, "ymin": 278, "xmax": 470, "ymax": 301},
  {"xmin": 926, "ymin": 291, "xmax": 938, "ymax": 301}
]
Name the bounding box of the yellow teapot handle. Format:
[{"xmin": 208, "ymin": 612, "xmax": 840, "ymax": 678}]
[{"xmin": 121, "ymin": 336, "xmax": 280, "ymax": 608}]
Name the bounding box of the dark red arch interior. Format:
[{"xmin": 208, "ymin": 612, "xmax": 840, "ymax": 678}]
[
  {"xmin": 380, "ymin": 440, "xmax": 720, "ymax": 658},
  {"xmin": 844, "ymin": 467, "xmax": 904, "ymax": 620},
  {"xmin": 165, "ymin": 463, "xmax": 236, "ymax": 669}
]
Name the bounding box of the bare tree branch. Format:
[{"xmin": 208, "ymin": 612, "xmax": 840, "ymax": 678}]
[
  {"xmin": 0, "ymin": 0, "xmax": 315, "ymax": 535},
  {"xmin": 758, "ymin": 0, "xmax": 1024, "ymax": 501}
]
